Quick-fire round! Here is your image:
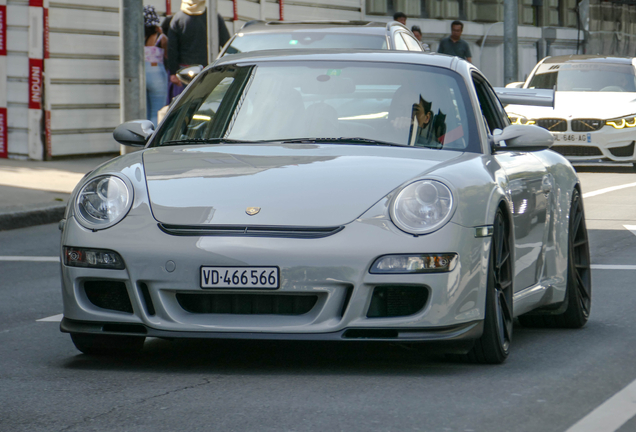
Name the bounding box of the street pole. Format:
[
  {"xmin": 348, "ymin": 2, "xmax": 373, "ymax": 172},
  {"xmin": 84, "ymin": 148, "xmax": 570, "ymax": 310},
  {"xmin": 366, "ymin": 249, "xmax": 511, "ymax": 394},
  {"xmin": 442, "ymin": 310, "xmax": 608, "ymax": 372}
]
[
  {"xmin": 503, "ymin": 0, "xmax": 518, "ymax": 85},
  {"xmin": 119, "ymin": 0, "xmax": 145, "ymax": 154},
  {"xmin": 207, "ymin": 0, "xmax": 219, "ymax": 64}
]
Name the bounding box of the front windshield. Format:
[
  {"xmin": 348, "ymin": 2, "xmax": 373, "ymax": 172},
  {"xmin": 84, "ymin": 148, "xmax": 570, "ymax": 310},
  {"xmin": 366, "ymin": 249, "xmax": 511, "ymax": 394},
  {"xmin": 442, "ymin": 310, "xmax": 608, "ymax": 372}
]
[
  {"xmin": 153, "ymin": 61, "xmax": 479, "ymax": 152},
  {"xmin": 224, "ymin": 33, "xmax": 388, "ymax": 55},
  {"xmin": 527, "ymin": 62, "xmax": 636, "ymax": 92}
]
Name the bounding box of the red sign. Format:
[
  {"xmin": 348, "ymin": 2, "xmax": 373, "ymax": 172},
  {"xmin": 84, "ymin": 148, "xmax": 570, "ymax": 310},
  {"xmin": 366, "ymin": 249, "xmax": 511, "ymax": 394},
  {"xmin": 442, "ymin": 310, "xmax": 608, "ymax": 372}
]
[
  {"xmin": 29, "ymin": 0, "xmax": 43, "ymax": 7},
  {"xmin": 0, "ymin": 5, "xmax": 6, "ymax": 56},
  {"xmin": 0, "ymin": 107, "xmax": 7, "ymax": 159},
  {"xmin": 44, "ymin": 7, "xmax": 49, "ymax": 59},
  {"xmin": 29, "ymin": 58, "xmax": 43, "ymax": 110},
  {"xmin": 166, "ymin": 0, "xmax": 171, "ymax": 14},
  {"xmin": 45, "ymin": 110, "xmax": 51, "ymax": 157}
]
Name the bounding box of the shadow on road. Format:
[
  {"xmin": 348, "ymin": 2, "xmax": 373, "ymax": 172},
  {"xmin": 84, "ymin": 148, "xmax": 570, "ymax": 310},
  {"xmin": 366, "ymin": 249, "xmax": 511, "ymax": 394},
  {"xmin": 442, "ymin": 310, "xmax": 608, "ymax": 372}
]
[{"xmin": 58, "ymin": 321, "xmax": 597, "ymax": 375}]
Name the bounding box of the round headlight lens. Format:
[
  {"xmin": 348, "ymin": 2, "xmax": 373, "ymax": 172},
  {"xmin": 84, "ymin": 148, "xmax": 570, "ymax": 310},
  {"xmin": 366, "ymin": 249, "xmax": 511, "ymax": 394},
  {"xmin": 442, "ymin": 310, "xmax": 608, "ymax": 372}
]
[
  {"xmin": 75, "ymin": 175, "xmax": 132, "ymax": 229},
  {"xmin": 390, "ymin": 180, "xmax": 454, "ymax": 235}
]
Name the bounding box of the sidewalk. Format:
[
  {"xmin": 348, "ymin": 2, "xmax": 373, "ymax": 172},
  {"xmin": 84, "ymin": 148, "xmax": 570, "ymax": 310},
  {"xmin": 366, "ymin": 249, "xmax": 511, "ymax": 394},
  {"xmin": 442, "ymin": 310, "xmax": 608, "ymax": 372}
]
[{"xmin": 0, "ymin": 156, "xmax": 117, "ymax": 231}]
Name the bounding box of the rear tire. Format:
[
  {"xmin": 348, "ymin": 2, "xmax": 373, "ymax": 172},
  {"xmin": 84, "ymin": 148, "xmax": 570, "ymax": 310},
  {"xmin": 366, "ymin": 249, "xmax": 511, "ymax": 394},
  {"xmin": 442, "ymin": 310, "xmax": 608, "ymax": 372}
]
[
  {"xmin": 518, "ymin": 188, "xmax": 591, "ymax": 328},
  {"xmin": 70, "ymin": 333, "xmax": 145, "ymax": 356},
  {"xmin": 466, "ymin": 209, "xmax": 513, "ymax": 364}
]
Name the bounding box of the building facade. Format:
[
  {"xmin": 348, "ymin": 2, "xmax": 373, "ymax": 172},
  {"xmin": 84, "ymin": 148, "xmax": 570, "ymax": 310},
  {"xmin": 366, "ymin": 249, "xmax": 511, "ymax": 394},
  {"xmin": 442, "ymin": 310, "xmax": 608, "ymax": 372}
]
[{"xmin": 0, "ymin": 0, "xmax": 627, "ymax": 159}]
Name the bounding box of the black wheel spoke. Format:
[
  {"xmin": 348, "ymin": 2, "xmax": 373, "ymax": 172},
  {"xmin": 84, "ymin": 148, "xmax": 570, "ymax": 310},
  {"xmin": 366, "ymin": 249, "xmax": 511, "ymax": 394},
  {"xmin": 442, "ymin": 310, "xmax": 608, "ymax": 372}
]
[
  {"xmin": 572, "ymin": 204, "xmax": 583, "ymax": 235},
  {"xmin": 575, "ymin": 272, "xmax": 591, "ymax": 300},
  {"xmin": 498, "ymin": 279, "xmax": 512, "ymax": 290},
  {"xmin": 499, "ymin": 290, "xmax": 513, "ymax": 322},
  {"xmin": 573, "ymin": 238, "xmax": 588, "ymax": 248}
]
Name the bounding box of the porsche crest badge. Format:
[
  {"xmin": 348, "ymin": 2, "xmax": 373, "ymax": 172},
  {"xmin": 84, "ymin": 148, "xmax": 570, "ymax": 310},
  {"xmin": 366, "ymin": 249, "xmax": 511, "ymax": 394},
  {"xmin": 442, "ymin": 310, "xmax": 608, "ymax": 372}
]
[{"xmin": 246, "ymin": 207, "xmax": 261, "ymax": 216}]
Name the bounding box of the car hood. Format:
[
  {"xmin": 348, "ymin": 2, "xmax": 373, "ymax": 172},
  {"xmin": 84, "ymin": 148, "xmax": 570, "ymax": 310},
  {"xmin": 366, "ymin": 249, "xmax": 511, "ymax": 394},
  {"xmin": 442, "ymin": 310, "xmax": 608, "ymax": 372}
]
[
  {"xmin": 506, "ymin": 91, "xmax": 636, "ymax": 120},
  {"xmin": 143, "ymin": 144, "xmax": 463, "ymax": 226}
]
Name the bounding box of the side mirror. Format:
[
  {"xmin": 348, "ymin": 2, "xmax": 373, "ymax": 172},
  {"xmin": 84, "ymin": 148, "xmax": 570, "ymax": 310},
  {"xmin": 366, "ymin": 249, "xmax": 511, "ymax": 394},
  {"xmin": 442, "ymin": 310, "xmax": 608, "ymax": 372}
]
[
  {"xmin": 113, "ymin": 120, "xmax": 155, "ymax": 146},
  {"xmin": 492, "ymin": 124, "xmax": 553, "ymax": 152},
  {"xmin": 177, "ymin": 65, "xmax": 204, "ymax": 85},
  {"xmin": 504, "ymin": 82, "xmax": 524, "ymax": 89}
]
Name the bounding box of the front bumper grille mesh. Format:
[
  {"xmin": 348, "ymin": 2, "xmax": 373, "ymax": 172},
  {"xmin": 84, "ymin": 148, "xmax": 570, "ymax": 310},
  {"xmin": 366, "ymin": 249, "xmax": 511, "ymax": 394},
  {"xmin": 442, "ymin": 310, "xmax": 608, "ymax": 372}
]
[
  {"xmin": 84, "ymin": 280, "xmax": 133, "ymax": 313},
  {"xmin": 608, "ymin": 141, "xmax": 635, "ymax": 157},
  {"xmin": 366, "ymin": 286, "xmax": 429, "ymax": 318},
  {"xmin": 536, "ymin": 118, "xmax": 567, "ymax": 131},
  {"xmin": 176, "ymin": 293, "xmax": 318, "ymax": 315},
  {"xmin": 551, "ymin": 146, "xmax": 603, "ymax": 157},
  {"xmin": 572, "ymin": 119, "xmax": 603, "ymax": 131}
]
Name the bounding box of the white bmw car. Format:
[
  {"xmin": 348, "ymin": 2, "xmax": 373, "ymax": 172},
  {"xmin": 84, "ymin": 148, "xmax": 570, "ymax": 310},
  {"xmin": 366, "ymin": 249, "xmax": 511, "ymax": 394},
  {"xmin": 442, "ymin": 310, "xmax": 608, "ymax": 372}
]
[{"xmin": 506, "ymin": 55, "xmax": 636, "ymax": 167}]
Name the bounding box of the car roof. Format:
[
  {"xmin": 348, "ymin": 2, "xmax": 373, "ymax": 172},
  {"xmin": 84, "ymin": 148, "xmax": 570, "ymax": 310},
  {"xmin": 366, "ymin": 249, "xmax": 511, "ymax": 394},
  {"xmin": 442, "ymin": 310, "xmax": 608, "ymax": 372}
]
[
  {"xmin": 212, "ymin": 49, "xmax": 458, "ymax": 69},
  {"xmin": 236, "ymin": 20, "xmax": 405, "ymax": 36},
  {"xmin": 542, "ymin": 54, "xmax": 634, "ymax": 65}
]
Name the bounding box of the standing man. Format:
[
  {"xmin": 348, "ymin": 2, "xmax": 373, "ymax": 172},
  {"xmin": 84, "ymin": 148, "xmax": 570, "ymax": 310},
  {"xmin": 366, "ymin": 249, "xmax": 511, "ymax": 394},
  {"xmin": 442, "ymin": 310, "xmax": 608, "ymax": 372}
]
[
  {"xmin": 438, "ymin": 20, "xmax": 472, "ymax": 63},
  {"xmin": 393, "ymin": 12, "xmax": 407, "ymax": 25},
  {"xmin": 167, "ymin": 0, "xmax": 230, "ymax": 96}
]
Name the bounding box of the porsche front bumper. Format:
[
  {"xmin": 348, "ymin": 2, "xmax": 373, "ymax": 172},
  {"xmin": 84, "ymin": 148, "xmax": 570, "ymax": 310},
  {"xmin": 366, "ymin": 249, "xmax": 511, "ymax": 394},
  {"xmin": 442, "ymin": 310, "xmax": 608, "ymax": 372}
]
[{"xmin": 60, "ymin": 207, "xmax": 490, "ymax": 343}]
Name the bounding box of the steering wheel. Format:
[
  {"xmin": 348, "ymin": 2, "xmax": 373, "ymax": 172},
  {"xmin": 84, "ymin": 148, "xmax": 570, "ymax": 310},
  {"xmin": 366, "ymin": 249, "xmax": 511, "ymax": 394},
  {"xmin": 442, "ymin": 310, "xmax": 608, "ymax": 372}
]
[{"xmin": 600, "ymin": 85, "xmax": 623, "ymax": 92}]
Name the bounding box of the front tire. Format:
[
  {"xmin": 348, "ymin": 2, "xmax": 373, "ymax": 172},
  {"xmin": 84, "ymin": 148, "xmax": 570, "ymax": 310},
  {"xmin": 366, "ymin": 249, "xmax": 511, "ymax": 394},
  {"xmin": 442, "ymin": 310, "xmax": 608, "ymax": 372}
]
[
  {"xmin": 70, "ymin": 333, "xmax": 145, "ymax": 356},
  {"xmin": 518, "ymin": 188, "xmax": 591, "ymax": 328},
  {"xmin": 467, "ymin": 209, "xmax": 513, "ymax": 364}
]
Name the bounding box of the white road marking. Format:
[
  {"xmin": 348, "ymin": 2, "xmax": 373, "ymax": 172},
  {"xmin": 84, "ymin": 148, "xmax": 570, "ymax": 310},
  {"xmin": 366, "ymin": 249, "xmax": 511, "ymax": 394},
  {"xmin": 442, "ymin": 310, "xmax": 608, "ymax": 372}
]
[
  {"xmin": 0, "ymin": 256, "xmax": 60, "ymax": 262},
  {"xmin": 565, "ymin": 379, "xmax": 636, "ymax": 432},
  {"xmin": 624, "ymin": 225, "xmax": 636, "ymax": 237},
  {"xmin": 591, "ymin": 264, "xmax": 636, "ymax": 270},
  {"xmin": 36, "ymin": 314, "xmax": 63, "ymax": 322},
  {"xmin": 582, "ymin": 182, "xmax": 636, "ymax": 198}
]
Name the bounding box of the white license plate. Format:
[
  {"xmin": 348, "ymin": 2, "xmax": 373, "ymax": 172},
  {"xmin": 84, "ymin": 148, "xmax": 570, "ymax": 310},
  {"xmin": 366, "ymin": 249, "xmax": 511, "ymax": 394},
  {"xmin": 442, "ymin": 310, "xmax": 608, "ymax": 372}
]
[
  {"xmin": 200, "ymin": 266, "xmax": 280, "ymax": 289},
  {"xmin": 551, "ymin": 133, "xmax": 590, "ymax": 143}
]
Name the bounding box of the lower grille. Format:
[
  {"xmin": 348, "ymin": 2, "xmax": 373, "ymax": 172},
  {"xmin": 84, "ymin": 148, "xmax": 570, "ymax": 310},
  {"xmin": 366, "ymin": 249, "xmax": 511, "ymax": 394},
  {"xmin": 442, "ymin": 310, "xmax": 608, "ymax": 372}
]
[
  {"xmin": 84, "ymin": 280, "xmax": 133, "ymax": 313},
  {"xmin": 176, "ymin": 293, "xmax": 318, "ymax": 315},
  {"xmin": 536, "ymin": 118, "xmax": 567, "ymax": 131},
  {"xmin": 609, "ymin": 141, "xmax": 635, "ymax": 157},
  {"xmin": 572, "ymin": 119, "xmax": 603, "ymax": 132},
  {"xmin": 551, "ymin": 145, "xmax": 603, "ymax": 157},
  {"xmin": 366, "ymin": 286, "xmax": 429, "ymax": 318}
]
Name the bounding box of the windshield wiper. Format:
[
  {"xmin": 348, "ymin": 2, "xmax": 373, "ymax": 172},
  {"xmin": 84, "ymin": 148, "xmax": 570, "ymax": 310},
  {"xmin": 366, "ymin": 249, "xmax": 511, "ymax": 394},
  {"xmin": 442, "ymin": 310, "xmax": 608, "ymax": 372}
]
[
  {"xmin": 160, "ymin": 138, "xmax": 257, "ymax": 146},
  {"xmin": 281, "ymin": 137, "xmax": 407, "ymax": 147}
]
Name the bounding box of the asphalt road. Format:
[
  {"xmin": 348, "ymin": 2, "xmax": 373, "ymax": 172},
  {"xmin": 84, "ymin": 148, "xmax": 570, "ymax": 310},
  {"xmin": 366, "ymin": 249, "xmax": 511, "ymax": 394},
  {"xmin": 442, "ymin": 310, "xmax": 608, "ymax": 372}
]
[{"xmin": 1, "ymin": 170, "xmax": 636, "ymax": 432}]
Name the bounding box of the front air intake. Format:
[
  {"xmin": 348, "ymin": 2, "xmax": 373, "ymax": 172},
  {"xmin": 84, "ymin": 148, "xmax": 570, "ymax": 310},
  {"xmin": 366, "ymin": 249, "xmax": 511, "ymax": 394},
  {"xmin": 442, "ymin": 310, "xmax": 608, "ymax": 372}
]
[
  {"xmin": 84, "ymin": 280, "xmax": 133, "ymax": 313},
  {"xmin": 366, "ymin": 286, "xmax": 429, "ymax": 318},
  {"xmin": 176, "ymin": 293, "xmax": 318, "ymax": 315}
]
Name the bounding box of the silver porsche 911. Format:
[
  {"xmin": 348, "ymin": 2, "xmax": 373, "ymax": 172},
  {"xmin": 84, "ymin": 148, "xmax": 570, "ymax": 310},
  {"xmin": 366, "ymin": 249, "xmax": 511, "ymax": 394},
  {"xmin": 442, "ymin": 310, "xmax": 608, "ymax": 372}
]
[{"xmin": 59, "ymin": 50, "xmax": 591, "ymax": 364}]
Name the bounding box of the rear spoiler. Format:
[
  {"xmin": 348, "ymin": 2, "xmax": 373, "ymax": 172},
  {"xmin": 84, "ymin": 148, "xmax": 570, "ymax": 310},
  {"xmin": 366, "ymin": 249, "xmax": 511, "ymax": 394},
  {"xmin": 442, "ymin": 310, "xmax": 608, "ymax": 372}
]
[{"xmin": 493, "ymin": 88, "xmax": 555, "ymax": 108}]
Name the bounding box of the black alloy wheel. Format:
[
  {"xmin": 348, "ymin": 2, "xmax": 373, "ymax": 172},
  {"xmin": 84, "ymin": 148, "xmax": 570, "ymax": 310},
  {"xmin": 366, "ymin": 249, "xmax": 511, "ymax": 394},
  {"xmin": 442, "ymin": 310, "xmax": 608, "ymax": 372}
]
[
  {"xmin": 466, "ymin": 209, "xmax": 513, "ymax": 364},
  {"xmin": 518, "ymin": 188, "xmax": 591, "ymax": 328},
  {"xmin": 70, "ymin": 333, "xmax": 145, "ymax": 356}
]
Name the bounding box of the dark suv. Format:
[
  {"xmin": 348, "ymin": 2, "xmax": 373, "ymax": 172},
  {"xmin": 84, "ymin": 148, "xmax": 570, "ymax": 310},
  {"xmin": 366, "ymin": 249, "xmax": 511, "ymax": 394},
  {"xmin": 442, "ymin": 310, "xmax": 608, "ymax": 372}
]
[{"xmin": 218, "ymin": 20, "xmax": 425, "ymax": 57}]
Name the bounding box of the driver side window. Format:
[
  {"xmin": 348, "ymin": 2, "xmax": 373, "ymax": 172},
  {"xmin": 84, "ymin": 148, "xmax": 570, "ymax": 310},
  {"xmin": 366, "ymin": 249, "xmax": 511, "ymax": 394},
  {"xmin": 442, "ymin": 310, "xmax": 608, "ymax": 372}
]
[{"xmin": 472, "ymin": 73, "xmax": 508, "ymax": 134}]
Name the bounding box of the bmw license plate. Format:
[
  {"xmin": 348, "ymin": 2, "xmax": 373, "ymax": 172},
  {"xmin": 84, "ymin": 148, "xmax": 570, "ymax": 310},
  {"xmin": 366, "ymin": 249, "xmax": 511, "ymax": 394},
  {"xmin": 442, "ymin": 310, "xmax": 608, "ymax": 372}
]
[
  {"xmin": 551, "ymin": 133, "xmax": 591, "ymax": 143},
  {"xmin": 200, "ymin": 266, "xmax": 280, "ymax": 289}
]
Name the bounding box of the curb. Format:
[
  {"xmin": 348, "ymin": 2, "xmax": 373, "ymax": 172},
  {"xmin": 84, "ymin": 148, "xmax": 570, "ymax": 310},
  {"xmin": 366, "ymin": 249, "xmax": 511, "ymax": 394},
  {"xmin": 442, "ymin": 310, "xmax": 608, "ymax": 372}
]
[{"xmin": 0, "ymin": 205, "xmax": 66, "ymax": 231}]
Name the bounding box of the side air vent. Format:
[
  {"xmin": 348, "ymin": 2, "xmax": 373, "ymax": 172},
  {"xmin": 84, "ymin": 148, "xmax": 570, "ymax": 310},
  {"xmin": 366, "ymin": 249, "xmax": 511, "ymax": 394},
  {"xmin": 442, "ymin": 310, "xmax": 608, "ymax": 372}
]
[
  {"xmin": 138, "ymin": 282, "xmax": 156, "ymax": 316},
  {"xmin": 366, "ymin": 286, "xmax": 429, "ymax": 318},
  {"xmin": 84, "ymin": 280, "xmax": 133, "ymax": 313},
  {"xmin": 609, "ymin": 141, "xmax": 635, "ymax": 157}
]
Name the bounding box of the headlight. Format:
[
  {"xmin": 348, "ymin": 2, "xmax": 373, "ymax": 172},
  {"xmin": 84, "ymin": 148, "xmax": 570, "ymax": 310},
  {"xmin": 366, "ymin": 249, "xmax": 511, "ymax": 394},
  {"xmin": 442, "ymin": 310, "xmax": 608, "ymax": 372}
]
[
  {"xmin": 74, "ymin": 175, "xmax": 133, "ymax": 230},
  {"xmin": 390, "ymin": 180, "xmax": 454, "ymax": 235},
  {"xmin": 508, "ymin": 114, "xmax": 535, "ymax": 125},
  {"xmin": 605, "ymin": 115, "xmax": 636, "ymax": 129}
]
